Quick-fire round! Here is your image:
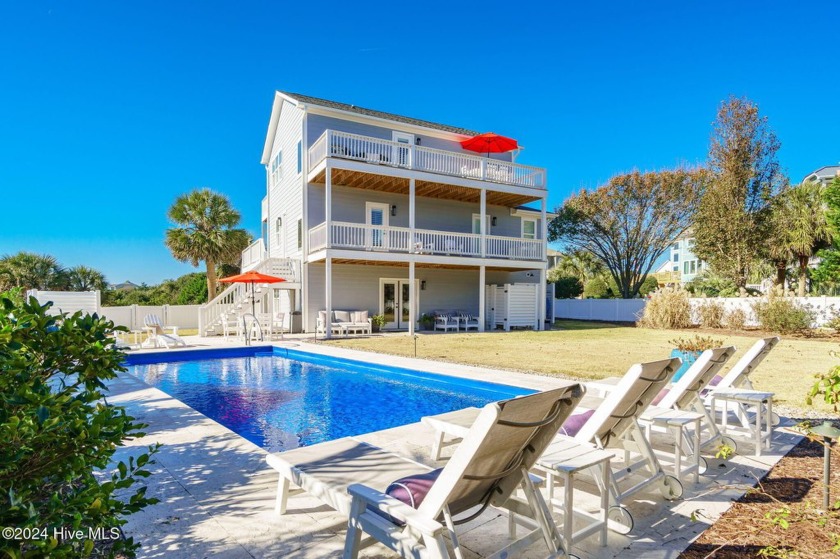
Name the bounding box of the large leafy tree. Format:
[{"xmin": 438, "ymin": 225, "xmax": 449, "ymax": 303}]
[
  {"xmin": 812, "ymin": 177, "xmax": 840, "ymax": 291},
  {"xmin": 0, "ymin": 252, "xmax": 67, "ymax": 291},
  {"xmin": 165, "ymin": 189, "xmax": 251, "ymax": 301},
  {"xmin": 693, "ymin": 97, "xmax": 785, "ymax": 289},
  {"xmin": 768, "ymin": 182, "xmax": 831, "ymax": 296},
  {"xmin": 66, "ymin": 265, "xmax": 108, "ymax": 292},
  {"xmin": 550, "ymin": 168, "xmax": 707, "ymax": 298}
]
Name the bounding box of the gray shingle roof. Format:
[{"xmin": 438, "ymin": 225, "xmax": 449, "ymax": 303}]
[{"xmin": 280, "ymin": 91, "xmax": 480, "ymax": 136}]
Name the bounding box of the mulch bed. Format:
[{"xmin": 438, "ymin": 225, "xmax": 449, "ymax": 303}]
[{"xmin": 681, "ymin": 433, "xmax": 840, "ymax": 558}]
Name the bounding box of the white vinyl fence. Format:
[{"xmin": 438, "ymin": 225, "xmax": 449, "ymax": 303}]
[
  {"xmin": 553, "ymin": 299, "xmax": 646, "ymax": 323},
  {"xmin": 554, "ymin": 296, "xmax": 840, "ymax": 327},
  {"xmin": 100, "ymin": 305, "xmax": 201, "ymax": 331},
  {"xmin": 27, "ymin": 290, "xmax": 101, "ymax": 316}
]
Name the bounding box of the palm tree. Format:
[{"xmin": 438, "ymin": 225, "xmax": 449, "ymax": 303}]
[
  {"xmin": 66, "ymin": 265, "xmax": 108, "ymax": 291},
  {"xmin": 0, "ymin": 252, "xmax": 67, "ymax": 291},
  {"xmin": 165, "ymin": 188, "xmax": 251, "ymax": 301},
  {"xmin": 555, "ymin": 250, "xmax": 605, "ymax": 287},
  {"xmin": 768, "ymin": 182, "xmax": 832, "ymax": 296}
]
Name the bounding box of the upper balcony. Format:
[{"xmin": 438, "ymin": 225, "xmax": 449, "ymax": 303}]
[{"xmin": 309, "ymin": 130, "xmax": 546, "ymax": 191}]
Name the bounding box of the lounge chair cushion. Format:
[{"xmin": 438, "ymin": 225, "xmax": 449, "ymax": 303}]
[
  {"xmin": 559, "ymin": 409, "xmax": 595, "ymax": 437},
  {"xmin": 651, "ymin": 388, "xmax": 670, "ymax": 406},
  {"xmin": 334, "ymin": 310, "xmax": 351, "ymax": 323},
  {"xmin": 353, "ymin": 310, "xmax": 369, "ymax": 324},
  {"xmin": 386, "ymin": 468, "xmax": 442, "ymax": 509},
  {"xmin": 709, "ymin": 375, "xmax": 723, "ymax": 387}
]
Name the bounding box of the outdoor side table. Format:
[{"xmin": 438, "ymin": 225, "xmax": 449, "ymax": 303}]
[
  {"xmin": 640, "ymin": 406, "xmax": 703, "ymax": 484},
  {"xmin": 533, "ymin": 436, "xmax": 613, "ymax": 553},
  {"xmin": 709, "ymin": 388, "xmax": 774, "ymax": 456}
]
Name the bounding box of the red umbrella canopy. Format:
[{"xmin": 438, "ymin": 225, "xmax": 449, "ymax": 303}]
[
  {"xmin": 219, "ymin": 270, "xmax": 286, "ymax": 284},
  {"xmin": 460, "ymin": 132, "xmax": 518, "ymax": 154}
]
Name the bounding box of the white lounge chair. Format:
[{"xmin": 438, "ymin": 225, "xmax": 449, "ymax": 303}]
[
  {"xmin": 142, "ymin": 314, "xmax": 186, "ymax": 348},
  {"xmin": 424, "ymin": 358, "xmax": 682, "ymax": 535},
  {"xmin": 267, "ymin": 384, "xmax": 585, "ymax": 559},
  {"xmin": 703, "ymin": 337, "xmax": 780, "ymax": 456}
]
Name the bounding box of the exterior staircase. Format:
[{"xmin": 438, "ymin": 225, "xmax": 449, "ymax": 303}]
[{"xmin": 199, "ymin": 257, "xmax": 300, "ymax": 335}]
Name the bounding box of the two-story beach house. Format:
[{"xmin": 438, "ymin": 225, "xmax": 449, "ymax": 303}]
[{"xmin": 200, "ymin": 92, "xmax": 550, "ymax": 336}]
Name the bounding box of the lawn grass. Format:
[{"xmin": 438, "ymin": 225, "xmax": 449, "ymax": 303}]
[{"xmin": 323, "ymin": 320, "xmax": 840, "ymax": 415}]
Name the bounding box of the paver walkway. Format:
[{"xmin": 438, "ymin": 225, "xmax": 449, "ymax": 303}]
[{"xmin": 109, "ymin": 339, "xmax": 802, "ymax": 558}]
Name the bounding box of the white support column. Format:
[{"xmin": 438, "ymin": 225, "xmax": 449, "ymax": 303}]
[
  {"xmin": 479, "ymin": 265, "xmax": 486, "ymax": 332},
  {"xmin": 480, "ymin": 188, "xmax": 486, "ymax": 257},
  {"xmin": 409, "ymin": 178, "xmax": 416, "ymax": 251},
  {"xmin": 538, "ymin": 268, "xmax": 546, "ymax": 331},
  {"xmin": 408, "ymin": 261, "xmax": 415, "ymax": 335},
  {"xmin": 325, "ymin": 163, "xmax": 332, "ymax": 248},
  {"xmin": 540, "ymin": 196, "xmax": 548, "ymax": 260},
  {"xmin": 325, "ymin": 258, "xmax": 332, "ymax": 339}
]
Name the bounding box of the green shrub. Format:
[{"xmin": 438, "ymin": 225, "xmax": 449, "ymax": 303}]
[
  {"xmin": 752, "ymin": 297, "xmax": 815, "ymax": 334},
  {"xmin": 669, "ymin": 334, "xmax": 723, "ymax": 352},
  {"xmin": 638, "ymin": 286, "xmax": 692, "ymax": 329},
  {"xmin": 696, "ymin": 300, "xmax": 726, "ymax": 328},
  {"xmin": 583, "ymin": 278, "xmax": 610, "ymax": 299},
  {"xmin": 553, "ymin": 276, "xmax": 583, "ymax": 299},
  {"xmin": 639, "ymin": 276, "xmax": 660, "ymax": 297},
  {"xmin": 0, "ymin": 292, "xmax": 159, "ymax": 558},
  {"xmin": 723, "ymin": 307, "xmax": 748, "ymax": 330}
]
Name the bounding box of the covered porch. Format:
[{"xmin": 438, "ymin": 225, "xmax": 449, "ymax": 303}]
[{"xmin": 305, "ymin": 259, "xmax": 547, "ymax": 336}]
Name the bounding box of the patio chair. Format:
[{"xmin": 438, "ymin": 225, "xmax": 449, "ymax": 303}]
[
  {"xmin": 142, "ymin": 314, "xmax": 186, "ymax": 348},
  {"xmin": 267, "ymin": 384, "xmax": 584, "ymax": 559},
  {"xmin": 221, "ymin": 311, "xmax": 241, "ymax": 339},
  {"xmin": 424, "ymin": 358, "xmax": 681, "ymax": 535},
  {"xmin": 433, "ymin": 311, "xmax": 458, "ymax": 332},
  {"xmin": 454, "ymin": 311, "xmax": 478, "ymax": 331}
]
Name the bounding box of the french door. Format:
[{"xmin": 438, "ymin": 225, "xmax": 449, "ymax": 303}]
[{"xmin": 380, "ymin": 279, "xmax": 419, "ymax": 330}]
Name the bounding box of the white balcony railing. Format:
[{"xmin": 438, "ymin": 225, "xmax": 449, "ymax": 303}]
[
  {"xmin": 241, "ymin": 238, "xmax": 266, "ymax": 271},
  {"xmin": 308, "ymin": 221, "xmax": 544, "ymax": 261},
  {"xmin": 309, "ymin": 130, "xmax": 546, "ymax": 189}
]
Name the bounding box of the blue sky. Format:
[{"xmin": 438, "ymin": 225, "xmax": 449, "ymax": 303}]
[{"xmin": 1, "ymin": 1, "xmax": 838, "ymax": 285}]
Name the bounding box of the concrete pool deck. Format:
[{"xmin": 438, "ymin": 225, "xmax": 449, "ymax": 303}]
[{"xmin": 109, "ymin": 338, "xmax": 804, "ymax": 558}]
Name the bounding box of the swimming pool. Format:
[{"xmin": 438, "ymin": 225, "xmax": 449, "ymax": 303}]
[{"xmin": 124, "ymin": 346, "xmax": 533, "ymax": 452}]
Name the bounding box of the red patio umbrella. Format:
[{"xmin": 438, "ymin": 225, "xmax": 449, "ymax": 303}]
[
  {"xmin": 219, "ymin": 270, "xmax": 286, "ymax": 317},
  {"xmin": 460, "ymin": 132, "xmax": 518, "ymax": 155}
]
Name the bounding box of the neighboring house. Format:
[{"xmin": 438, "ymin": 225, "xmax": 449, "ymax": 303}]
[
  {"xmin": 669, "ymin": 231, "xmax": 706, "ymax": 285},
  {"xmin": 803, "ymin": 164, "xmax": 840, "ymax": 185},
  {"xmin": 546, "ymin": 248, "xmax": 563, "ymax": 270},
  {"xmin": 651, "ymin": 260, "xmax": 680, "ymax": 287},
  {"xmin": 201, "ymin": 92, "xmax": 551, "ymax": 335}
]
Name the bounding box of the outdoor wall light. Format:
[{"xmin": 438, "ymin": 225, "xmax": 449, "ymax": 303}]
[
  {"xmin": 415, "ymin": 137, "xmax": 421, "ymax": 145},
  {"xmin": 491, "ymin": 216, "xmax": 497, "ymax": 226},
  {"xmin": 276, "ymin": 217, "xmax": 282, "ymax": 231},
  {"xmin": 421, "ymin": 280, "xmax": 427, "ymax": 290},
  {"xmin": 391, "ymin": 205, "xmax": 397, "ymax": 217}
]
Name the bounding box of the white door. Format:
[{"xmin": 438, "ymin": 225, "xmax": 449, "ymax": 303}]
[
  {"xmin": 392, "ymin": 132, "xmax": 414, "ymax": 167},
  {"xmin": 380, "ymin": 279, "xmax": 419, "ymax": 330},
  {"xmin": 366, "ymin": 202, "xmax": 390, "ymax": 250}
]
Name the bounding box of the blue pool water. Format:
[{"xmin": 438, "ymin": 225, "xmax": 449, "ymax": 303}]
[{"xmin": 124, "ymin": 347, "xmax": 533, "ymax": 452}]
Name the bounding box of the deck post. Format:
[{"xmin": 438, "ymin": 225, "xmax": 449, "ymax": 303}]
[
  {"xmin": 538, "ymin": 267, "xmax": 546, "ymax": 331},
  {"xmin": 480, "ymin": 188, "xmax": 486, "ymax": 257},
  {"xmin": 325, "ymin": 163, "xmax": 332, "ymax": 248},
  {"xmin": 325, "ymin": 257, "xmax": 332, "ymax": 340},
  {"xmin": 409, "ymin": 178, "xmax": 416, "ymax": 251},
  {"xmin": 409, "ymin": 261, "xmax": 415, "ymax": 335},
  {"xmin": 479, "ymin": 265, "xmax": 486, "ymax": 332}
]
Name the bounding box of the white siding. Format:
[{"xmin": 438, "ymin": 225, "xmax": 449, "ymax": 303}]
[
  {"xmin": 307, "ymin": 184, "xmax": 536, "ymax": 238},
  {"xmin": 27, "ymin": 290, "xmax": 100, "ymax": 316},
  {"xmin": 267, "ymin": 100, "xmax": 304, "ymax": 260}
]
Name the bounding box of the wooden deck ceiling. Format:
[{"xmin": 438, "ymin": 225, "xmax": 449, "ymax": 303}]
[
  {"xmin": 310, "ymin": 168, "xmax": 541, "ymax": 207},
  {"xmin": 311, "ymin": 259, "xmax": 534, "ymax": 272}
]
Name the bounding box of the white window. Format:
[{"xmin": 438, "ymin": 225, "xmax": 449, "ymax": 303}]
[
  {"xmin": 472, "ymin": 214, "xmax": 490, "ymax": 234},
  {"xmin": 521, "ymin": 218, "xmax": 537, "ymax": 240},
  {"xmin": 270, "ymin": 151, "xmax": 282, "ymax": 185}
]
